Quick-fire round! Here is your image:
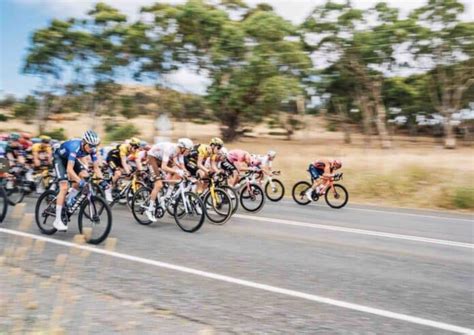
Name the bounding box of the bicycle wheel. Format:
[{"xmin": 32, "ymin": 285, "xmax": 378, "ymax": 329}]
[
  {"xmin": 35, "ymin": 189, "xmax": 59, "ymax": 235},
  {"xmin": 5, "ymin": 177, "xmax": 26, "ymax": 205},
  {"xmin": 204, "ymin": 188, "xmax": 233, "ymax": 225},
  {"xmin": 221, "ymin": 185, "xmax": 238, "ymax": 214},
  {"xmin": 173, "ymin": 192, "xmax": 205, "ymax": 233},
  {"xmin": 265, "ymin": 179, "xmax": 285, "ymax": 202},
  {"xmin": 292, "ymin": 181, "xmax": 311, "ymax": 205},
  {"xmin": 325, "ymin": 184, "xmax": 349, "ymax": 209},
  {"xmin": 239, "ymin": 183, "xmax": 265, "ymax": 213},
  {"xmin": 131, "ymin": 187, "xmax": 153, "ymax": 225},
  {"xmin": 0, "ymin": 187, "xmax": 8, "ymax": 223},
  {"xmin": 78, "ymin": 195, "xmax": 112, "ymax": 245}
]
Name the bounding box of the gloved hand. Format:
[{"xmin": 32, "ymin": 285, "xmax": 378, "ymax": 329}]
[
  {"xmin": 176, "ymin": 169, "xmax": 185, "ymax": 177},
  {"xmin": 79, "ymin": 179, "xmax": 86, "ymax": 188}
]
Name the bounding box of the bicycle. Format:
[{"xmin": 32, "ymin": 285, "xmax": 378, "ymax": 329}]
[
  {"xmin": 131, "ymin": 175, "xmax": 205, "ymax": 233},
  {"xmin": 0, "ymin": 158, "xmax": 10, "ymax": 223},
  {"xmin": 200, "ymin": 173, "xmax": 233, "ymax": 225},
  {"xmin": 35, "ymin": 177, "xmax": 113, "ymax": 244},
  {"xmin": 4, "ymin": 165, "xmax": 28, "ymax": 205},
  {"xmin": 292, "ymin": 172, "xmax": 349, "ymax": 209},
  {"xmin": 235, "ymin": 171, "xmax": 265, "ymax": 213},
  {"xmin": 241, "ymin": 169, "xmax": 285, "ymax": 202}
]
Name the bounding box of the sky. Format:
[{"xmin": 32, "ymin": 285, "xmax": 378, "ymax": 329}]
[{"xmin": 0, "ymin": 0, "xmax": 472, "ymax": 98}]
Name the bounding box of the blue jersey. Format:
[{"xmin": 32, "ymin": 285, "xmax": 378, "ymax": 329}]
[{"xmin": 56, "ymin": 139, "xmax": 97, "ymax": 163}]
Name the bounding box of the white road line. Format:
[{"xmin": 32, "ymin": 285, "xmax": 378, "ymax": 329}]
[
  {"xmin": 276, "ymin": 200, "xmax": 473, "ymax": 223},
  {"xmin": 0, "ymin": 228, "xmax": 472, "ymax": 334},
  {"xmin": 235, "ymin": 214, "xmax": 474, "ymax": 249}
]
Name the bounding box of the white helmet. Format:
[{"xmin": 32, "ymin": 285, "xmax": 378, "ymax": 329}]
[
  {"xmin": 83, "ymin": 130, "xmax": 100, "ymax": 146},
  {"xmin": 267, "ymin": 150, "xmax": 276, "ymax": 158},
  {"xmin": 177, "ymin": 138, "xmax": 193, "ymax": 150},
  {"xmin": 220, "ymin": 147, "xmax": 228, "ymax": 157}
]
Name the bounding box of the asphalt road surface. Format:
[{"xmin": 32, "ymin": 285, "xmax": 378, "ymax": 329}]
[{"xmin": 1, "ymin": 198, "xmax": 473, "ymax": 334}]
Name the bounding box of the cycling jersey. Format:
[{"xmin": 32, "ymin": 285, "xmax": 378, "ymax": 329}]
[
  {"xmin": 188, "ymin": 144, "xmax": 217, "ymax": 163},
  {"xmin": 55, "ymin": 139, "xmax": 97, "ymax": 163},
  {"xmin": 227, "ymin": 149, "xmax": 250, "ymax": 164},
  {"xmin": 5, "ymin": 142, "xmax": 25, "ymax": 159},
  {"xmin": 148, "ymin": 142, "xmax": 184, "ymax": 165},
  {"xmin": 31, "ymin": 143, "xmax": 52, "ymax": 155},
  {"xmin": 108, "ymin": 143, "xmax": 132, "ymax": 160}
]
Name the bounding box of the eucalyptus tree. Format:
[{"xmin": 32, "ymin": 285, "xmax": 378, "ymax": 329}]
[{"xmin": 409, "ymin": 0, "xmax": 474, "ymax": 148}]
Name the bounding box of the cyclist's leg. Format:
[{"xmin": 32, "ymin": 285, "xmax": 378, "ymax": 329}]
[{"xmin": 53, "ymin": 154, "xmax": 69, "ymax": 229}]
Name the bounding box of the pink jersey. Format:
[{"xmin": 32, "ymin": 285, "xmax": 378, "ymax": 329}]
[{"xmin": 227, "ymin": 149, "xmax": 250, "ymax": 164}]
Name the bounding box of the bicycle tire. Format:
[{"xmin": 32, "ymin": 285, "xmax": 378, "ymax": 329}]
[
  {"xmin": 204, "ymin": 188, "xmax": 233, "ymax": 225},
  {"xmin": 292, "ymin": 181, "xmax": 311, "ymax": 205},
  {"xmin": 34, "ymin": 189, "xmax": 58, "ymax": 235},
  {"xmin": 131, "ymin": 187, "xmax": 154, "ymax": 225},
  {"xmin": 239, "ymin": 183, "xmax": 265, "ymax": 213},
  {"xmin": 221, "ymin": 185, "xmax": 239, "ymax": 214},
  {"xmin": 5, "ymin": 177, "xmax": 26, "ymax": 205},
  {"xmin": 265, "ymin": 179, "xmax": 285, "ymax": 202},
  {"xmin": 173, "ymin": 192, "xmax": 205, "ymax": 233},
  {"xmin": 78, "ymin": 195, "xmax": 112, "ymax": 245},
  {"xmin": 325, "ymin": 184, "xmax": 349, "ymax": 209},
  {"xmin": 0, "ymin": 187, "xmax": 7, "ymax": 223}
]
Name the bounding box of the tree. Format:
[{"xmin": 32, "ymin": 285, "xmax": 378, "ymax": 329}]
[
  {"xmin": 303, "ymin": 1, "xmax": 417, "ymax": 148},
  {"xmin": 410, "ymin": 0, "xmax": 474, "ymax": 148}
]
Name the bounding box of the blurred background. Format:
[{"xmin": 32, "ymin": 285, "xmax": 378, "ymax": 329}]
[{"xmin": 1, "ymin": 0, "xmax": 473, "ymax": 210}]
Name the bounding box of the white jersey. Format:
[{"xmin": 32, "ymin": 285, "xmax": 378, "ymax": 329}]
[
  {"xmin": 251, "ymin": 154, "xmax": 272, "ymax": 169},
  {"xmin": 148, "ymin": 142, "xmax": 183, "ymax": 165}
]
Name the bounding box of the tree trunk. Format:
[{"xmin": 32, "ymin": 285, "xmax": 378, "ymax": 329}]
[
  {"xmin": 374, "ymin": 101, "xmax": 391, "ymax": 149},
  {"xmin": 371, "ymin": 81, "xmax": 391, "ymax": 149},
  {"xmin": 37, "ymin": 94, "xmax": 47, "ymax": 134},
  {"xmin": 90, "ymin": 97, "xmax": 97, "ymax": 130},
  {"xmin": 221, "ymin": 111, "xmax": 240, "ymax": 142},
  {"xmin": 443, "ymin": 115, "xmax": 456, "ymax": 149},
  {"xmin": 356, "ymin": 94, "xmax": 372, "ymax": 145}
]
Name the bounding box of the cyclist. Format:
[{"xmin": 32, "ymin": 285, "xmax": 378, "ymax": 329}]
[
  {"xmin": 145, "ymin": 138, "xmax": 193, "ymax": 222},
  {"xmin": 106, "ymin": 138, "xmax": 141, "ymax": 189},
  {"xmin": 250, "ymin": 150, "xmax": 277, "ymax": 177},
  {"xmin": 31, "ymin": 135, "xmax": 53, "ymax": 169},
  {"xmin": 128, "ymin": 141, "xmax": 149, "ymax": 172},
  {"xmin": 305, "ymin": 159, "xmax": 342, "ymax": 200},
  {"xmin": 225, "ymin": 149, "xmax": 252, "ymax": 187},
  {"xmin": 52, "ymin": 130, "xmax": 105, "ymax": 231},
  {"xmin": 5, "ymin": 133, "xmax": 26, "ymax": 166},
  {"xmin": 184, "ymin": 137, "xmax": 224, "ymax": 193}
]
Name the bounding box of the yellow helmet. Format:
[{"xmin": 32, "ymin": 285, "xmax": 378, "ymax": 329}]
[
  {"xmin": 129, "ymin": 137, "xmax": 140, "ymax": 147},
  {"xmin": 210, "ymin": 137, "xmax": 224, "ymax": 147},
  {"xmin": 39, "ymin": 135, "xmax": 51, "ymax": 143}
]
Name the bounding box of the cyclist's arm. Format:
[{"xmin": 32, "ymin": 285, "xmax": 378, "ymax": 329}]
[
  {"xmin": 197, "ymin": 155, "xmax": 209, "ymax": 174},
  {"xmin": 161, "ymin": 154, "xmax": 176, "ymax": 175},
  {"xmin": 120, "ymin": 154, "xmax": 131, "ymax": 174},
  {"xmin": 322, "ymin": 160, "xmax": 332, "ymax": 177}
]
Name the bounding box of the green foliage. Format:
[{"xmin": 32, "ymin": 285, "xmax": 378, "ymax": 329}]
[
  {"xmin": 41, "ymin": 128, "xmax": 67, "ymax": 141},
  {"xmin": 13, "ymin": 96, "xmax": 38, "ymax": 122},
  {"xmin": 0, "ymin": 95, "xmax": 16, "ymax": 108},
  {"xmin": 0, "ymin": 114, "xmax": 8, "ymax": 122},
  {"xmin": 452, "ymin": 187, "xmax": 474, "ymax": 209},
  {"xmin": 105, "ymin": 124, "xmax": 140, "ymax": 142}
]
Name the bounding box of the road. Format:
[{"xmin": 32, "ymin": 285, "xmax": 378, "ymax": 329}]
[{"xmin": 1, "ymin": 198, "xmax": 473, "ymax": 334}]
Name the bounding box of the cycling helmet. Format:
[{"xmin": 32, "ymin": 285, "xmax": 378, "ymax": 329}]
[
  {"xmin": 267, "ymin": 150, "xmax": 276, "ymax": 159},
  {"xmin": 332, "ymin": 159, "xmax": 342, "ymax": 169},
  {"xmin": 210, "ymin": 137, "xmax": 224, "ymax": 147},
  {"xmin": 82, "ymin": 130, "xmax": 100, "ymax": 146},
  {"xmin": 177, "ymin": 138, "xmax": 193, "ymax": 150},
  {"xmin": 10, "ymin": 132, "xmax": 20, "ymax": 141},
  {"xmin": 21, "ymin": 132, "xmax": 32, "ymax": 140},
  {"xmin": 219, "ymin": 147, "xmax": 228, "ymax": 157},
  {"xmin": 139, "ymin": 140, "xmax": 148, "ymax": 148},
  {"xmin": 129, "ymin": 137, "xmax": 140, "ymax": 147},
  {"xmin": 39, "ymin": 135, "xmax": 51, "ymax": 143}
]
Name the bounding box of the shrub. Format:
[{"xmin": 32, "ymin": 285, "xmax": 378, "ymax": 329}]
[
  {"xmin": 0, "ymin": 114, "xmax": 8, "ymax": 122},
  {"xmin": 106, "ymin": 124, "xmax": 140, "ymax": 142},
  {"xmin": 41, "ymin": 128, "xmax": 67, "ymax": 141},
  {"xmin": 452, "ymin": 187, "xmax": 474, "ymax": 209}
]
